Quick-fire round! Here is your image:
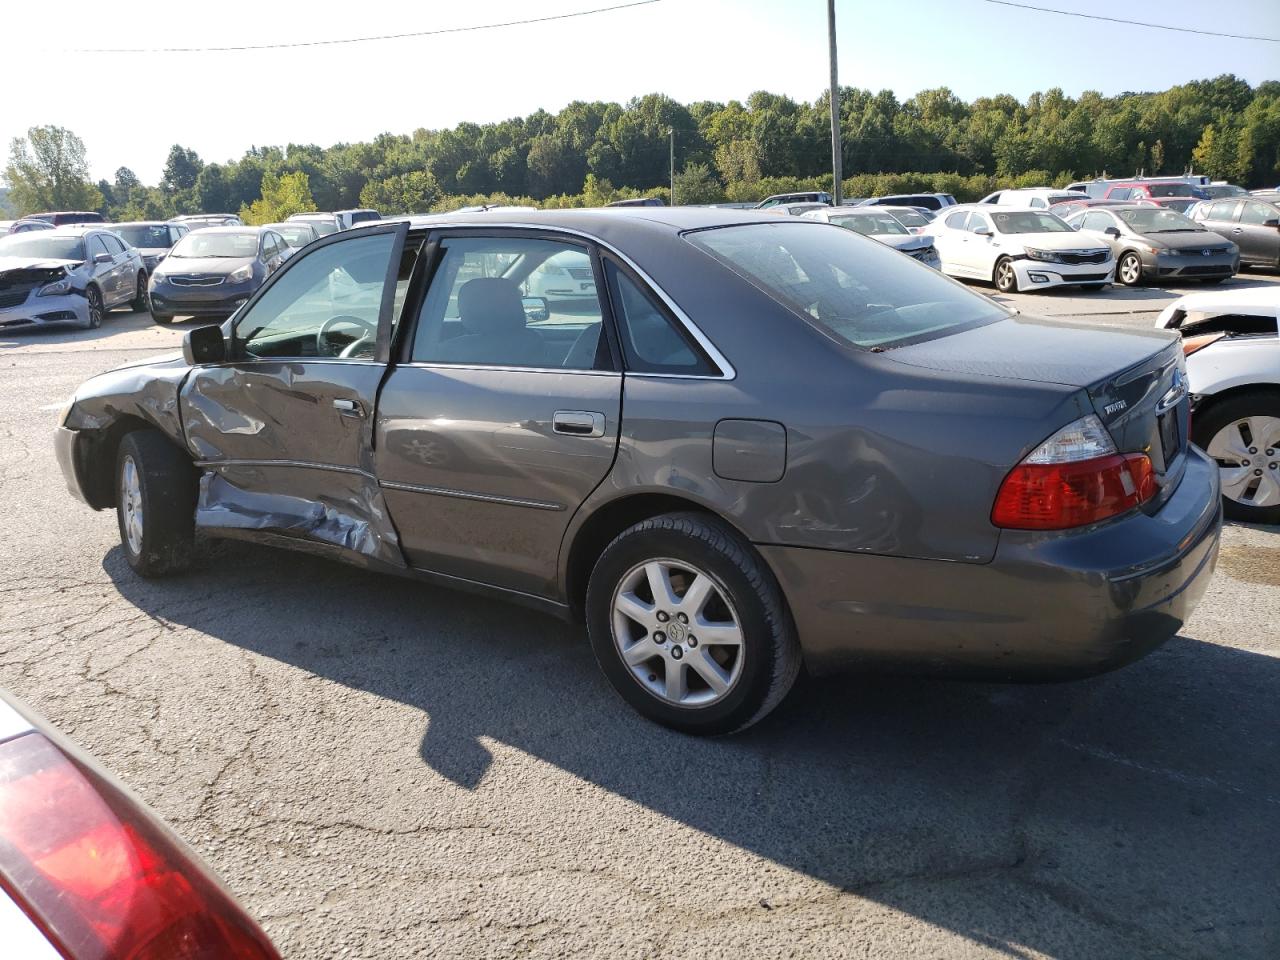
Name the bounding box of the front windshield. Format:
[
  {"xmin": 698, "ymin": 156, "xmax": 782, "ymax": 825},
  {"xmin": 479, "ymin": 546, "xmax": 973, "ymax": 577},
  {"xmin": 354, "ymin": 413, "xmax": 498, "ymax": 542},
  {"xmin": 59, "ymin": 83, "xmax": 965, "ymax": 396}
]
[
  {"xmin": 687, "ymin": 221, "xmax": 1006, "ymax": 349},
  {"xmin": 170, "ymin": 231, "xmax": 259, "ymax": 258},
  {"xmin": 1115, "ymin": 208, "xmax": 1202, "ymax": 232},
  {"xmin": 991, "ymin": 211, "xmax": 1071, "ymax": 234},
  {"xmin": 0, "ymin": 234, "xmax": 86, "ymax": 261},
  {"xmin": 276, "ymin": 226, "xmax": 315, "ymax": 247},
  {"xmin": 113, "ymin": 224, "xmax": 172, "ymax": 248},
  {"xmin": 830, "ymin": 213, "xmax": 909, "ymax": 236},
  {"xmin": 1146, "ymin": 183, "xmax": 1194, "ymax": 197}
]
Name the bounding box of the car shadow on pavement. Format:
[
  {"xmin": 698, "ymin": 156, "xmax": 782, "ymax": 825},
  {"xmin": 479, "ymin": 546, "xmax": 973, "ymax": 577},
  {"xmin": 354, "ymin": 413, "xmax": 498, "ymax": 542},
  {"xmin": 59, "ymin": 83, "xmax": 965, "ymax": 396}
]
[{"xmin": 104, "ymin": 540, "xmax": 1280, "ymax": 959}]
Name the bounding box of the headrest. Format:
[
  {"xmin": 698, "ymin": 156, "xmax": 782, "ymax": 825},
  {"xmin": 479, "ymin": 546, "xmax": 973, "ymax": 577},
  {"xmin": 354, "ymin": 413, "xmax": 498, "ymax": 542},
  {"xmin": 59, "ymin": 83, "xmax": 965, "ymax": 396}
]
[{"xmin": 457, "ymin": 277, "xmax": 527, "ymax": 335}]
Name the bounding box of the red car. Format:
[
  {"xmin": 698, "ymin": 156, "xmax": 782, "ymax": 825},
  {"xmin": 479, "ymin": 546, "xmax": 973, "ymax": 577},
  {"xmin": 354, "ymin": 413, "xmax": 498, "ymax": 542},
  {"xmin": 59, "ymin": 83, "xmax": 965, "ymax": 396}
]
[
  {"xmin": 1102, "ymin": 181, "xmax": 1204, "ymax": 213},
  {"xmin": 0, "ymin": 689, "xmax": 279, "ymax": 960}
]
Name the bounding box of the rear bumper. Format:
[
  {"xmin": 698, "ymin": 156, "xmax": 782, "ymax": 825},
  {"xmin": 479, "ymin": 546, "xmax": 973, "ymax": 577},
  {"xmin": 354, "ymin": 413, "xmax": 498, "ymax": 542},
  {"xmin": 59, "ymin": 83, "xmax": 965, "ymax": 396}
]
[{"xmin": 764, "ymin": 445, "xmax": 1222, "ymax": 679}]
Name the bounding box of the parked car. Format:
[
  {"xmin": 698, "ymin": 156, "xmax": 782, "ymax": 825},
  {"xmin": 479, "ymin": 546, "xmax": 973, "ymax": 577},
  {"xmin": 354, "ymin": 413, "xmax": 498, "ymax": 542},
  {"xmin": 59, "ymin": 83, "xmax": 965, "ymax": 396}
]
[
  {"xmin": 171, "ymin": 214, "xmax": 243, "ymax": 230},
  {"xmin": 1064, "ymin": 205, "xmax": 1238, "ymax": 286},
  {"xmin": 801, "ymin": 207, "xmax": 940, "ymax": 268},
  {"xmin": 55, "ymin": 210, "xmax": 1220, "ymax": 734},
  {"xmin": 286, "ymin": 212, "xmax": 342, "ymax": 236},
  {"xmin": 1203, "ymin": 183, "xmax": 1249, "ymax": 200},
  {"xmin": 108, "ymin": 221, "xmax": 190, "ymax": 274},
  {"xmin": 523, "ymin": 248, "xmax": 598, "ymax": 300},
  {"xmin": 978, "ymin": 188, "xmax": 1084, "ymax": 209},
  {"xmin": 334, "ymin": 208, "xmax": 382, "ymax": 229},
  {"xmin": 24, "ymin": 211, "xmax": 105, "ymax": 226},
  {"xmin": 930, "ymin": 206, "xmax": 1113, "ymax": 292},
  {"xmin": 860, "ymin": 205, "xmax": 935, "ymax": 234},
  {"xmin": 0, "ymin": 687, "xmax": 280, "ymax": 960},
  {"xmin": 1187, "ymin": 196, "xmax": 1280, "ymax": 270},
  {"xmin": 0, "ymin": 219, "xmax": 55, "ymax": 234},
  {"xmin": 147, "ymin": 226, "xmax": 289, "ymax": 324},
  {"xmin": 1050, "ymin": 196, "xmax": 1159, "ymax": 220},
  {"xmin": 1068, "ymin": 175, "xmax": 1210, "ymax": 199},
  {"xmin": 1155, "ymin": 286, "xmax": 1280, "ymax": 523},
  {"xmin": 859, "ymin": 193, "xmax": 957, "ymax": 211},
  {"xmin": 0, "ymin": 227, "xmax": 146, "ymax": 329},
  {"xmin": 1102, "ymin": 181, "xmax": 1205, "ymax": 213},
  {"xmin": 607, "ymin": 198, "xmax": 665, "ymax": 207},
  {"xmin": 265, "ymin": 220, "xmax": 320, "ymax": 253},
  {"xmin": 765, "ymin": 202, "xmax": 831, "ymax": 217},
  {"xmin": 754, "ymin": 192, "xmax": 832, "ymax": 209}
]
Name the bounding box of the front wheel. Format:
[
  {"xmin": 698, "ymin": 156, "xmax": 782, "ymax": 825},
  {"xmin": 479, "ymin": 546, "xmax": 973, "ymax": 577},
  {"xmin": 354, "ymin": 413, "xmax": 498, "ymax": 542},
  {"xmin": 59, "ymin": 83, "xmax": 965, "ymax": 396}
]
[
  {"xmin": 131, "ymin": 273, "xmax": 149, "ymax": 311},
  {"xmin": 586, "ymin": 512, "xmax": 801, "ymax": 735},
  {"xmin": 1117, "ymin": 251, "xmax": 1144, "ymax": 286},
  {"xmin": 1194, "ymin": 391, "xmax": 1280, "ymax": 525},
  {"xmin": 84, "ymin": 286, "xmax": 104, "ymax": 329},
  {"xmin": 116, "ymin": 431, "xmax": 199, "ymax": 577},
  {"xmin": 993, "ymin": 257, "xmax": 1018, "ymax": 293}
]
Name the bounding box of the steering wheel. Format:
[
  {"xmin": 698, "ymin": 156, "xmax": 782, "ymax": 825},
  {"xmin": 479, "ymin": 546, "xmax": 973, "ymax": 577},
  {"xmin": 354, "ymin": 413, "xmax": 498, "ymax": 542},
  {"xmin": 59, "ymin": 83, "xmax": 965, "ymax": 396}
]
[{"xmin": 317, "ymin": 315, "xmax": 377, "ymax": 357}]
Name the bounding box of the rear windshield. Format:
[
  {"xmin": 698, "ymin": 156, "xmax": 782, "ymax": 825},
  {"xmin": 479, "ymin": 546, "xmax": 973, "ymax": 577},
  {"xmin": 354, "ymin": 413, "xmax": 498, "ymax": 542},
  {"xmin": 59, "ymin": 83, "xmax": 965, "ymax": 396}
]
[
  {"xmin": 686, "ymin": 222, "xmax": 1006, "ymax": 349},
  {"xmin": 275, "ymin": 225, "xmax": 315, "ymax": 246},
  {"xmin": 293, "ymin": 218, "xmax": 339, "ymax": 236},
  {"xmin": 829, "ymin": 213, "xmax": 909, "ymax": 236},
  {"xmin": 991, "ymin": 211, "xmax": 1071, "ymax": 234},
  {"xmin": 1146, "ymin": 183, "xmax": 1194, "ymax": 197},
  {"xmin": 887, "ymin": 209, "xmax": 930, "ymax": 228},
  {"xmin": 113, "ymin": 224, "xmax": 173, "ymax": 248},
  {"xmin": 170, "ymin": 231, "xmax": 259, "ymax": 258},
  {"xmin": 0, "ymin": 234, "xmax": 86, "ymax": 261}
]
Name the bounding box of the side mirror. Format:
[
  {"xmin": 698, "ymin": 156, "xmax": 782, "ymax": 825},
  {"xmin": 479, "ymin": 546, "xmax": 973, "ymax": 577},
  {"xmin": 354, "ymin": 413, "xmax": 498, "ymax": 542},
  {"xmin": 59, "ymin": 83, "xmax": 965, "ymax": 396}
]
[
  {"xmin": 182, "ymin": 325, "xmax": 227, "ymax": 365},
  {"xmin": 522, "ymin": 296, "xmax": 550, "ymax": 322},
  {"xmin": 93, "ymin": 253, "xmax": 112, "ymax": 264},
  {"xmin": 1105, "ymin": 227, "xmax": 1121, "ymax": 239},
  {"xmin": 973, "ymin": 226, "xmax": 992, "ymax": 237}
]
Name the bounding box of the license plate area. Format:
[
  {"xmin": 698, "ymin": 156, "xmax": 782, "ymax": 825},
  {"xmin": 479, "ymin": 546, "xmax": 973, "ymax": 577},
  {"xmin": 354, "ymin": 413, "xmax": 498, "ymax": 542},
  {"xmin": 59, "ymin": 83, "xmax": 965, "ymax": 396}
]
[{"xmin": 1157, "ymin": 408, "xmax": 1181, "ymax": 468}]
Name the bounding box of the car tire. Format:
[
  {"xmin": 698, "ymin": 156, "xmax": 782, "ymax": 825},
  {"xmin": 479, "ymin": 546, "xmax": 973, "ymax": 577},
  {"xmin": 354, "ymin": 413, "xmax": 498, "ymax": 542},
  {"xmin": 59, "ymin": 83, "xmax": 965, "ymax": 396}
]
[
  {"xmin": 131, "ymin": 273, "xmax": 149, "ymax": 311},
  {"xmin": 1117, "ymin": 251, "xmax": 1144, "ymax": 286},
  {"xmin": 150, "ymin": 310, "xmax": 176, "ymax": 325},
  {"xmin": 116, "ymin": 431, "xmax": 199, "ymax": 577},
  {"xmin": 993, "ymin": 257, "xmax": 1018, "ymax": 293},
  {"xmin": 85, "ymin": 286, "xmax": 104, "ymax": 329},
  {"xmin": 585, "ymin": 512, "xmax": 801, "ymax": 735},
  {"xmin": 1192, "ymin": 390, "xmax": 1280, "ymax": 525}
]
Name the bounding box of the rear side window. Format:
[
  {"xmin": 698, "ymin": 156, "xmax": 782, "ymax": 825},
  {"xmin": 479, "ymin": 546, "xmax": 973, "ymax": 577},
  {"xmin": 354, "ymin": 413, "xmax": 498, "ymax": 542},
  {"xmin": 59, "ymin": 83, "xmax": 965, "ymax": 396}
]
[
  {"xmin": 1241, "ymin": 202, "xmax": 1278, "ymax": 225},
  {"xmin": 604, "ymin": 260, "xmax": 714, "ymax": 376}
]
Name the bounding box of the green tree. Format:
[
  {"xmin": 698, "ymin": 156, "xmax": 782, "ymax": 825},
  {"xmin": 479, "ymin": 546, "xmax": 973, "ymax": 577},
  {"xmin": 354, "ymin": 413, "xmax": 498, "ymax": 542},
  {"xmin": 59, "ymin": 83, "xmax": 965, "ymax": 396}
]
[
  {"xmin": 3, "ymin": 126, "xmax": 103, "ymax": 214},
  {"xmin": 239, "ymin": 171, "xmax": 318, "ymax": 224},
  {"xmin": 672, "ymin": 163, "xmax": 724, "ymax": 205},
  {"xmin": 358, "ymin": 170, "xmax": 441, "ymax": 214}
]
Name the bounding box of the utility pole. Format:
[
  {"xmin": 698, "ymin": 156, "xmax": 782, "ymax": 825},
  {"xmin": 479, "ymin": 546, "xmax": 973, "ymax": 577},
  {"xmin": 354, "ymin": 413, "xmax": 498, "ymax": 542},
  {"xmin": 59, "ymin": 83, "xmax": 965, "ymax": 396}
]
[
  {"xmin": 827, "ymin": 0, "xmax": 843, "ymax": 206},
  {"xmin": 669, "ymin": 127, "xmax": 676, "ymax": 206}
]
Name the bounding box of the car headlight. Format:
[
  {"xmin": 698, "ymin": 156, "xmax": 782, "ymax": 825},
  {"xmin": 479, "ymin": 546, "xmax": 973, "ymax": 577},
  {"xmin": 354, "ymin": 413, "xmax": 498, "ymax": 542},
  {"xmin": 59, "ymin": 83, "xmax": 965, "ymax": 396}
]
[
  {"xmin": 1023, "ymin": 247, "xmax": 1062, "ymax": 263},
  {"xmin": 1135, "ymin": 241, "xmax": 1160, "ymax": 254},
  {"xmin": 36, "ymin": 277, "xmax": 72, "ymax": 297},
  {"xmin": 227, "ymin": 264, "xmax": 254, "ymax": 284}
]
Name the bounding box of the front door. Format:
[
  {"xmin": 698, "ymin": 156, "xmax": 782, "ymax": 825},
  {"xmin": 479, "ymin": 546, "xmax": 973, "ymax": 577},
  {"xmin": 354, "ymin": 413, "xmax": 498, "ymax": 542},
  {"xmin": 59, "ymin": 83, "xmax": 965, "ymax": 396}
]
[
  {"xmin": 376, "ymin": 231, "xmax": 622, "ymax": 598},
  {"xmin": 180, "ymin": 221, "xmax": 411, "ymax": 566}
]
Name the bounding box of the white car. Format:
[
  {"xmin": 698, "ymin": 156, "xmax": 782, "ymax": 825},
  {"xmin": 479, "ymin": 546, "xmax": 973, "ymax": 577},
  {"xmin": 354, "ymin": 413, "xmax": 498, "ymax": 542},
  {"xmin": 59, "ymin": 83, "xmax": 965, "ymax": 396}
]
[
  {"xmin": 802, "ymin": 207, "xmax": 940, "ymax": 268},
  {"xmin": 523, "ymin": 249, "xmax": 597, "ymax": 300},
  {"xmin": 930, "ymin": 206, "xmax": 1114, "ymax": 293},
  {"xmin": 1156, "ymin": 286, "xmax": 1280, "ymax": 523},
  {"xmin": 978, "ymin": 188, "xmax": 1084, "ymax": 210}
]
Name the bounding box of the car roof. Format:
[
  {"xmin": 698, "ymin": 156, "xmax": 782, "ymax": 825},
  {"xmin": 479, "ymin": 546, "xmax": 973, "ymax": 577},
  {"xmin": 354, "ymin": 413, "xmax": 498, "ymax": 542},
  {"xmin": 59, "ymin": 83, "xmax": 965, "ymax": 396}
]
[
  {"xmin": 106, "ymin": 220, "xmax": 172, "ymax": 227},
  {"xmin": 189, "ymin": 225, "xmax": 267, "ymax": 234},
  {"xmin": 396, "ymin": 206, "xmax": 821, "ymax": 235}
]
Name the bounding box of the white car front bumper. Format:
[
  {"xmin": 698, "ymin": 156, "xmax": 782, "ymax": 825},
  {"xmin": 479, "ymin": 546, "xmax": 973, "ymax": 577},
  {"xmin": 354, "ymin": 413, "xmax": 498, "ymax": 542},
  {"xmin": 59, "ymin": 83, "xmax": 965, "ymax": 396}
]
[{"xmin": 1012, "ymin": 258, "xmax": 1114, "ymax": 290}]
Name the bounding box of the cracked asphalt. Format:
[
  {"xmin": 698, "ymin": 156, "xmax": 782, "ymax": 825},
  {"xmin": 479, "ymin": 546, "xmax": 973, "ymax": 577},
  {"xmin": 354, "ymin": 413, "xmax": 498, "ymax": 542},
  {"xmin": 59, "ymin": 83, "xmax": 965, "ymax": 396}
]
[{"xmin": 2, "ymin": 279, "xmax": 1278, "ymax": 959}]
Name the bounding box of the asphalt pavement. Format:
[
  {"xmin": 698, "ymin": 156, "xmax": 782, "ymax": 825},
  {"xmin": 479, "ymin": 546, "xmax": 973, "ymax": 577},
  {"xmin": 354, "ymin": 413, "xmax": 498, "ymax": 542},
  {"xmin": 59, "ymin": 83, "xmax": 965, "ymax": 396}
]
[{"xmin": 1, "ymin": 274, "xmax": 1278, "ymax": 959}]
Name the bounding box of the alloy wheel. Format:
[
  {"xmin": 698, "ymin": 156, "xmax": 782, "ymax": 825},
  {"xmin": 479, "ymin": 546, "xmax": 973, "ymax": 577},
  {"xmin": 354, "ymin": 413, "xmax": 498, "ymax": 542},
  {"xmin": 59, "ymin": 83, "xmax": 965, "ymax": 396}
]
[
  {"xmin": 121, "ymin": 455, "xmax": 144, "ymax": 554},
  {"xmin": 1119, "ymin": 253, "xmax": 1142, "ymax": 285},
  {"xmin": 1206, "ymin": 415, "xmax": 1280, "ymax": 509},
  {"xmin": 995, "ymin": 260, "xmax": 1016, "ymax": 292},
  {"xmin": 87, "ymin": 288, "xmax": 104, "ymax": 328},
  {"xmin": 611, "ymin": 558, "xmax": 745, "ymax": 708}
]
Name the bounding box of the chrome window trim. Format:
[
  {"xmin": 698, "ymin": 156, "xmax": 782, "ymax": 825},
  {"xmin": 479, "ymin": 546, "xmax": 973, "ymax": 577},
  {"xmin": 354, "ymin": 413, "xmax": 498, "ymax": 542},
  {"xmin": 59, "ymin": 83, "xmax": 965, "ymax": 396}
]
[
  {"xmin": 418, "ymin": 222, "xmax": 737, "ymax": 380},
  {"xmin": 397, "ymin": 361, "xmax": 622, "ymax": 377}
]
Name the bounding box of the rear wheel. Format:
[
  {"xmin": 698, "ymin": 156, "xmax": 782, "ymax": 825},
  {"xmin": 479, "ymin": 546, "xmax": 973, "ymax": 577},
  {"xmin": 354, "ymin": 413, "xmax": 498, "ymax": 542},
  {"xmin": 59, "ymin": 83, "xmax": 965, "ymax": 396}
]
[
  {"xmin": 1194, "ymin": 391, "xmax": 1280, "ymax": 524},
  {"xmin": 1117, "ymin": 251, "xmax": 1144, "ymax": 286},
  {"xmin": 84, "ymin": 286, "xmax": 104, "ymax": 329},
  {"xmin": 586, "ymin": 512, "xmax": 800, "ymax": 735},
  {"xmin": 116, "ymin": 431, "xmax": 198, "ymax": 577},
  {"xmin": 131, "ymin": 273, "xmax": 149, "ymax": 311},
  {"xmin": 993, "ymin": 257, "xmax": 1018, "ymax": 293}
]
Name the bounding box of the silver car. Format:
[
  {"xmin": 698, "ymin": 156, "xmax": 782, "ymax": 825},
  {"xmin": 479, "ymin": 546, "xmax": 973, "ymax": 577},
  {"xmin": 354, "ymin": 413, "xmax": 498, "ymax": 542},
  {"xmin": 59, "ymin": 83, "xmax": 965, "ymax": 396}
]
[
  {"xmin": 1066, "ymin": 205, "xmax": 1238, "ymax": 285},
  {"xmin": 0, "ymin": 227, "xmax": 146, "ymax": 330},
  {"xmin": 55, "ymin": 209, "xmax": 1221, "ymax": 734}
]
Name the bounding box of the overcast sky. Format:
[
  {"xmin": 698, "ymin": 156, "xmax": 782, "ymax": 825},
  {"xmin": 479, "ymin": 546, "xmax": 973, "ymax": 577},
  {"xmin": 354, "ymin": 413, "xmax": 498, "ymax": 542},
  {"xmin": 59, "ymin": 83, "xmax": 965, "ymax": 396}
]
[{"xmin": 6, "ymin": 0, "xmax": 1278, "ymax": 184}]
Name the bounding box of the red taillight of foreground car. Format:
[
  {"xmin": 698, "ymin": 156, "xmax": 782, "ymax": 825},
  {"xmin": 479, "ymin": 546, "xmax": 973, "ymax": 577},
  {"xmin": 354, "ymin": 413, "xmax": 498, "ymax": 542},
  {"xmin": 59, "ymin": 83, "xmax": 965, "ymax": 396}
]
[
  {"xmin": 992, "ymin": 414, "xmax": 1157, "ymax": 530},
  {"xmin": 992, "ymin": 452, "xmax": 1156, "ymax": 530},
  {"xmin": 0, "ymin": 733, "xmax": 279, "ymax": 960}
]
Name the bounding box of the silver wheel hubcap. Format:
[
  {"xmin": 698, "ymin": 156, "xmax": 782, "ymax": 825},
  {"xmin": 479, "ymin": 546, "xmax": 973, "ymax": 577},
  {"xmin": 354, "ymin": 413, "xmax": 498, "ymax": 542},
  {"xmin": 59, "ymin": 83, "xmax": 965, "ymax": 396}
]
[
  {"xmin": 121, "ymin": 456, "xmax": 144, "ymax": 554},
  {"xmin": 611, "ymin": 559, "xmax": 745, "ymax": 708},
  {"xmin": 1206, "ymin": 415, "xmax": 1280, "ymax": 509},
  {"xmin": 997, "ymin": 262, "xmax": 1013, "ymax": 289},
  {"xmin": 1121, "ymin": 256, "xmax": 1140, "ymax": 283}
]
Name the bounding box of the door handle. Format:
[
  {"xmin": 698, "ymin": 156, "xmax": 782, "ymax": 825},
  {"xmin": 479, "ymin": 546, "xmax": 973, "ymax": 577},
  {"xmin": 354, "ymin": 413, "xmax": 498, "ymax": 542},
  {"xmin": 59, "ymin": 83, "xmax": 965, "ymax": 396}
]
[
  {"xmin": 333, "ymin": 398, "xmax": 364, "ymax": 417},
  {"xmin": 553, "ymin": 410, "xmax": 605, "ymax": 437},
  {"xmin": 1232, "ymin": 227, "xmax": 1243, "ymax": 234}
]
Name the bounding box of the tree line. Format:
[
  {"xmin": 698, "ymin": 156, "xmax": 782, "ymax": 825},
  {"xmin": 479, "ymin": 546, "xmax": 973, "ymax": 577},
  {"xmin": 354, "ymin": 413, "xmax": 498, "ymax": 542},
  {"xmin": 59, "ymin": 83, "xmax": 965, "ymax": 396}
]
[{"xmin": 4, "ymin": 74, "xmax": 1278, "ymax": 223}]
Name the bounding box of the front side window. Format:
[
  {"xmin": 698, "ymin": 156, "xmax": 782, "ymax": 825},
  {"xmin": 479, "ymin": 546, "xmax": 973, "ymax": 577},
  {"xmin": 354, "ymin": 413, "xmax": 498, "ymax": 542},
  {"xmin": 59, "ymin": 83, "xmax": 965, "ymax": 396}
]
[
  {"xmin": 235, "ymin": 232, "xmax": 394, "ymax": 360},
  {"xmin": 103, "ymin": 234, "xmax": 126, "ymax": 254},
  {"xmin": 604, "ymin": 261, "xmax": 713, "ymax": 376},
  {"xmin": 687, "ymin": 221, "xmax": 1007, "ymax": 350},
  {"xmin": 1081, "ymin": 212, "xmax": 1114, "ymax": 232},
  {"xmin": 944, "ymin": 211, "xmax": 969, "ymax": 230},
  {"xmin": 411, "ymin": 236, "xmax": 606, "ymax": 370},
  {"xmin": 88, "ymin": 235, "xmax": 111, "ymax": 260},
  {"xmin": 967, "ymin": 214, "xmax": 991, "ymax": 234},
  {"xmin": 991, "ymin": 211, "xmax": 1071, "ymax": 234},
  {"xmin": 1205, "ymin": 200, "xmax": 1239, "ymax": 221}
]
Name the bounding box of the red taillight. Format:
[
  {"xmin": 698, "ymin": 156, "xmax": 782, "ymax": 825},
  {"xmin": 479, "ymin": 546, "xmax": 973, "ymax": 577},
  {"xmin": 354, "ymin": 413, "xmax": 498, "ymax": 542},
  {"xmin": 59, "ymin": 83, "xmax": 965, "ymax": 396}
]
[
  {"xmin": 992, "ymin": 452, "xmax": 1156, "ymax": 530},
  {"xmin": 0, "ymin": 733, "xmax": 279, "ymax": 960}
]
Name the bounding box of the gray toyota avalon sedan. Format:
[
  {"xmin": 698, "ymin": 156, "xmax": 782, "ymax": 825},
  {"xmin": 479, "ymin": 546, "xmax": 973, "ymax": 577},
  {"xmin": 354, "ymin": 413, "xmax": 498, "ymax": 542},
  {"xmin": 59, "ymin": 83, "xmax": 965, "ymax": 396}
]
[{"xmin": 54, "ymin": 209, "xmax": 1222, "ymax": 734}]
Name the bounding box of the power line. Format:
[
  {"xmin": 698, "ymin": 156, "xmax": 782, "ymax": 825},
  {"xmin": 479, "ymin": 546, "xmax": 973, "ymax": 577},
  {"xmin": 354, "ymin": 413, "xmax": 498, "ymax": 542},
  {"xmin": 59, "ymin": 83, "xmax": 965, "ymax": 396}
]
[
  {"xmin": 976, "ymin": 0, "xmax": 1279, "ymax": 42},
  {"xmin": 67, "ymin": 0, "xmax": 662, "ymax": 54}
]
